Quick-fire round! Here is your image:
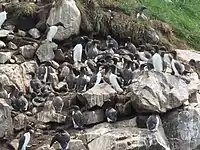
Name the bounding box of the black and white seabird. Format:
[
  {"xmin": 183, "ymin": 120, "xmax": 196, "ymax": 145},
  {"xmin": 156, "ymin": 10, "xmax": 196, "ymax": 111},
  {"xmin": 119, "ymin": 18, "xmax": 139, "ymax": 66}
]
[
  {"xmin": 169, "ymin": 50, "xmax": 185, "ymax": 76},
  {"xmin": 52, "ymin": 96, "xmax": 64, "ymax": 113},
  {"xmin": 64, "ymin": 64, "xmax": 76, "ymax": 91},
  {"xmin": 136, "ymin": 5, "xmax": 147, "ymax": 20},
  {"xmin": 146, "ymin": 114, "xmax": 159, "ymax": 132},
  {"xmin": 105, "ymin": 107, "xmax": 117, "ymax": 123},
  {"xmin": 45, "ymin": 22, "xmax": 66, "ymax": 42},
  {"xmin": 73, "ymin": 37, "xmax": 84, "ymax": 65},
  {"xmin": 85, "ymin": 39, "xmax": 100, "ymax": 59},
  {"xmin": 0, "ymin": 82, "xmax": 8, "ymax": 99},
  {"xmin": 152, "ymin": 46, "xmax": 163, "ymax": 72},
  {"xmin": 70, "ymin": 105, "xmax": 84, "ymax": 130},
  {"xmin": 18, "ymin": 125, "xmax": 32, "ymax": 150},
  {"xmin": 106, "ymin": 35, "xmax": 119, "ymax": 51},
  {"xmin": 75, "ymin": 66, "xmax": 90, "ymax": 92},
  {"xmin": 16, "ymin": 91, "xmax": 28, "ymax": 112},
  {"xmin": 37, "ymin": 63, "xmax": 49, "ymax": 84},
  {"xmin": 50, "ymin": 128, "xmax": 70, "ymax": 150},
  {"xmin": 124, "ymin": 37, "xmax": 137, "ymax": 54},
  {"xmin": 0, "ymin": 5, "xmax": 7, "ymax": 29},
  {"xmin": 28, "ymin": 72, "xmax": 43, "ymax": 94}
]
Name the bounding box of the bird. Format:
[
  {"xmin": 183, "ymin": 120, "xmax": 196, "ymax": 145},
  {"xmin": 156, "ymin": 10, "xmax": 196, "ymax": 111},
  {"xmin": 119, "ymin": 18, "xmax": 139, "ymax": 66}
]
[
  {"xmin": 50, "ymin": 128, "xmax": 70, "ymax": 150},
  {"xmin": 136, "ymin": 5, "xmax": 147, "ymax": 20},
  {"xmin": 18, "ymin": 125, "xmax": 32, "ymax": 150},
  {"xmin": 0, "ymin": 82, "xmax": 8, "ymax": 99},
  {"xmin": 73, "ymin": 37, "xmax": 83, "ymax": 65},
  {"xmin": 70, "ymin": 105, "xmax": 84, "ymax": 130},
  {"xmin": 105, "ymin": 107, "xmax": 117, "ymax": 123},
  {"xmin": 45, "ymin": 22, "xmax": 66, "ymax": 42},
  {"xmin": 169, "ymin": 50, "xmax": 185, "ymax": 76},
  {"xmin": 52, "ymin": 96, "xmax": 64, "ymax": 113},
  {"xmin": 16, "ymin": 91, "xmax": 29, "ymax": 112},
  {"xmin": 152, "ymin": 46, "xmax": 163, "ymax": 72},
  {"xmin": 106, "ymin": 35, "xmax": 119, "ymax": 51},
  {"xmin": 75, "ymin": 66, "xmax": 90, "ymax": 92},
  {"xmin": 0, "ymin": 5, "xmax": 7, "ymax": 29},
  {"xmin": 124, "ymin": 37, "xmax": 137, "ymax": 54},
  {"xmin": 85, "ymin": 39, "xmax": 100, "ymax": 59},
  {"xmin": 27, "ymin": 72, "xmax": 43, "ymax": 95},
  {"xmin": 37, "ymin": 63, "xmax": 49, "ymax": 84},
  {"xmin": 146, "ymin": 114, "xmax": 159, "ymax": 132},
  {"xmin": 64, "ymin": 64, "xmax": 76, "ymax": 91}
]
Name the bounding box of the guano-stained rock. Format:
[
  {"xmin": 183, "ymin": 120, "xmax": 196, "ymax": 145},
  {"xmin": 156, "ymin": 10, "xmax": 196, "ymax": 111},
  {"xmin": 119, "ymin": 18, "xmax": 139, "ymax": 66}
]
[{"xmin": 129, "ymin": 71, "xmax": 189, "ymax": 113}]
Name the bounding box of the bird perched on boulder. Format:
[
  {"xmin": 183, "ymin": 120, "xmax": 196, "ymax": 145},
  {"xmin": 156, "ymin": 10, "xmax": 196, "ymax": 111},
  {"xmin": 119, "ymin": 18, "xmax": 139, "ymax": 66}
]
[
  {"xmin": 105, "ymin": 107, "xmax": 118, "ymax": 123},
  {"xmin": 18, "ymin": 125, "xmax": 32, "ymax": 150},
  {"xmin": 45, "ymin": 22, "xmax": 66, "ymax": 42},
  {"xmin": 50, "ymin": 128, "xmax": 70, "ymax": 150},
  {"xmin": 136, "ymin": 5, "xmax": 148, "ymax": 20},
  {"xmin": 70, "ymin": 105, "xmax": 84, "ymax": 130},
  {"xmin": 146, "ymin": 114, "xmax": 159, "ymax": 132},
  {"xmin": 106, "ymin": 35, "xmax": 119, "ymax": 51},
  {"xmin": 0, "ymin": 5, "xmax": 7, "ymax": 29}
]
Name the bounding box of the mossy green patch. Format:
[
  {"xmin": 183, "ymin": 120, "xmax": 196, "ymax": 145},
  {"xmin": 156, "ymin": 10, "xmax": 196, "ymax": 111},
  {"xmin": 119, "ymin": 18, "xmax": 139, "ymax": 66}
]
[{"xmin": 15, "ymin": 2, "xmax": 37, "ymax": 17}]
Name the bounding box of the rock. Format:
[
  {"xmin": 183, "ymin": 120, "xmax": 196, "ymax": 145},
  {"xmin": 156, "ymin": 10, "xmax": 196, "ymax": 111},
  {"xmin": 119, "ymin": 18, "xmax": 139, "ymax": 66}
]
[
  {"xmin": 128, "ymin": 71, "xmax": 189, "ymax": 113},
  {"xmin": 12, "ymin": 55, "xmax": 25, "ymax": 64},
  {"xmin": 146, "ymin": 27, "xmax": 159, "ymax": 44},
  {"xmin": 20, "ymin": 61, "xmax": 38, "ymax": 74},
  {"xmin": 0, "ymin": 29, "xmax": 13, "ymax": 37},
  {"xmin": 7, "ymin": 34, "xmax": 15, "ymax": 41},
  {"xmin": 7, "ymin": 42, "xmax": 18, "ymax": 50},
  {"xmin": 17, "ymin": 29, "xmax": 26, "ymax": 37},
  {"xmin": 28, "ymin": 28, "xmax": 41, "ymax": 39},
  {"xmin": 47, "ymin": 0, "xmax": 81, "ymax": 40},
  {"xmin": 69, "ymin": 139, "xmax": 87, "ymax": 150},
  {"xmin": 0, "ymin": 40, "xmax": 6, "ymax": 48},
  {"xmin": 13, "ymin": 113, "xmax": 27, "ymax": 131},
  {"xmin": 4, "ymin": 25, "xmax": 15, "ymax": 31},
  {"xmin": 36, "ymin": 101, "xmax": 66, "ymax": 123},
  {"xmin": 36, "ymin": 42, "xmax": 57, "ymax": 63},
  {"xmin": 83, "ymin": 109, "xmax": 104, "ymax": 125},
  {"xmin": 0, "ymin": 52, "xmax": 13, "ymax": 64},
  {"xmin": 163, "ymin": 104, "xmax": 200, "ymax": 150},
  {"xmin": 0, "ymin": 98, "xmax": 13, "ymax": 138},
  {"xmin": 8, "ymin": 139, "xmax": 19, "ymax": 150},
  {"xmin": 80, "ymin": 83, "xmax": 117, "ymax": 109},
  {"xmin": 19, "ymin": 44, "xmax": 37, "ymax": 59},
  {"xmin": 175, "ymin": 49, "xmax": 200, "ymax": 62},
  {"xmin": 77, "ymin": 120, "xmax": 170, "ymax": 150},
  {"xmin": 0, "ymin": 64, "xmax": 29, "ymax": 92},
  {"xmin": 36, "ymin": 144, "xmax": 56, "ymax": 150}
]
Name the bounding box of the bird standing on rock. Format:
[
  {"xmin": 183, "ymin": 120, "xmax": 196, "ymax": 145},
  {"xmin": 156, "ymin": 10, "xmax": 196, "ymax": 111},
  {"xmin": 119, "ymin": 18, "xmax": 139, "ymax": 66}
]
[
  {"xmin": 73, "ymin": 37, "xmax": 84, "ymax": 66},
  {"xmin": 76, "ymin": 66, "xmax": 90, "ymax": 92},
  {"xmin": 27, "ymin": 72, "xmax": 43, "ymax": 95},
  {"xmin": 152, "ymin": 45, "xmax": 163, "ymax": 72},
  {"xmin": 18, "ymin": 125, "xmax": 32, "ymax": 150},
  {"xmin": 85, "ymin": 39, "xmax": 100, "ymax": 59},
  {"xmin": 45, "ymin": 22, "xmax": 66, "ymax": 42},
  {"xmin": 0, "ymin": 5, "xmax": 7, "ymax": 29},
  {"xmin": 106, "ymin": 35, "xmax": 119, "ymax": 51},
  {"xmin": 105, "ymin": 107, "xmax": 118, "ymax": 123},
  {"xmin": 70, "ymin": 105, "xmax": 84, "ymax": 130},
  {"xmin": 50, "ymin": 128, "xmax": 70, "ymax": 150},
  {"xmin": 0, "ymin": 82, "xmax": 8, "ymax": 99}
]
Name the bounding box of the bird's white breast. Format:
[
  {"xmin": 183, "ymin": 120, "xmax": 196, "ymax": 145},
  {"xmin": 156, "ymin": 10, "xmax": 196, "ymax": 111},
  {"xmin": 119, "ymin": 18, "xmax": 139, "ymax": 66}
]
[
  {"xmin": 73, "ymin": 44, "xmax": 83, "ymax": 62},
  {"xmin": 0, "ymin": 11, "xmax": 7, "ymax": 28},
  {"xmin": 47, "ymin": 26, "xmax": 58, "ymax": 42},
  {"xmin": 109, "ymin": 73, "xmax": 123, "ymax": 93},
  {"xmin": 22, "ymin": 132, "xmax": 30, "ymax": 149},
  {"xmin": 95, "ymin": 71, "xmax": 102, "ymax": 85},
  {"xmin": 152, "ymin": 53, "xmax": 163, "ymax": 72}
]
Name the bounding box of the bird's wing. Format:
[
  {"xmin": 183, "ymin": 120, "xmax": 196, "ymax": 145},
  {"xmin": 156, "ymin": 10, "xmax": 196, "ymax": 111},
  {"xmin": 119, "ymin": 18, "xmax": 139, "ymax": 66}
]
[
  {"xmin": 50, "ymin": 134, "xmax": 58, "ymax": 147},
  {"xmin": 18, "ymin": 134, "xmax": 25, "ymax": 150},
  {"xmin": 42, "ymin": 27, "xmax": 50, "ymax": 40},
  {"xmin": 74, "ymin": 111, "xmax": 84, "ymax": 127}
]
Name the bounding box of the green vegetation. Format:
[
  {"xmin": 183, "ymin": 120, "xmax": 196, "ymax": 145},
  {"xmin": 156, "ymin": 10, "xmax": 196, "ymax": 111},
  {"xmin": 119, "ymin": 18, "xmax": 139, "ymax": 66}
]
[
  {"xmin": 111, "ymin": 0, "xmax": 200, "ymax": 49},
  {"xmin": 15, "ymin": 2, "xmax": 37, "ymax": 17}
]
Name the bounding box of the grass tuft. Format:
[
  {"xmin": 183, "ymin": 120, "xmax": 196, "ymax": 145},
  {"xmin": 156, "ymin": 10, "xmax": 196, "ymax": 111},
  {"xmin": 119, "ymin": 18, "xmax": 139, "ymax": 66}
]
[{"xmin": 15, "ymin": 2, "xmax": 37, "ymax": 17}]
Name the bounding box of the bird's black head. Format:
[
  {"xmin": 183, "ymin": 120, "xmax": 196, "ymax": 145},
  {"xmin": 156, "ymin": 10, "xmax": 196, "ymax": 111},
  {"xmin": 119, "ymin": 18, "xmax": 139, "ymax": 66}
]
[
  {"xmin": 107, "ymin": 35, "xmax": 112, "ymax": 40},
  {"xmin": 108, "ymin": 43, "xmax": 114, "ymax": 49},
  {"xmin": 2, "ymin": 5, "xmax": 6, "ymax": 11},
  {"xmin": 54, "ymin": 22, "xmax": 65, "ymax": 28},
  {"xmin": 27, "ymin": 72, "xmax": 35, "ymax": 78},
  {"xmin": 170, "ymin": 50, "xmax": 177, "ymax": 59},
  {"xmin": 127, "ymin": 37, "xmax": 131, "ymax": 42},
  {"xmin": 55, "ymin": 128, "xmax": 65, "ymax": 133},
  {"xmin": 18, "ymin": 91, "xmax": 24, "ymax": 97},
  {"xmin": 189, "ymin": 59, "xmax": 196, "ymax": 67},
  {"xmin": 82, "ymin": 36, "xmax": 90, "ymax": 43},
  {"xmin": 93, "ymin": 39, "xmax": 100, "ymax": 44},
  {"xmin": 70, "ymin": 105, "xmax": 80, "ymax": 111},
  {"xmin": 159, "ymin": 46, "xmax": 167, "ymax": 51},
  {"xmin": 25, "ymin": 125, "xmax": 33, "ymax": 132}
]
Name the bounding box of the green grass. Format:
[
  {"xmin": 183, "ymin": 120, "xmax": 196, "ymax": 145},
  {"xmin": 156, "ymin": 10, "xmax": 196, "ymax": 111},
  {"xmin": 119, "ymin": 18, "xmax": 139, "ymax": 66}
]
[{"xmin": 112, "ymin": 0, "xmax": 200, "ymax": 50}]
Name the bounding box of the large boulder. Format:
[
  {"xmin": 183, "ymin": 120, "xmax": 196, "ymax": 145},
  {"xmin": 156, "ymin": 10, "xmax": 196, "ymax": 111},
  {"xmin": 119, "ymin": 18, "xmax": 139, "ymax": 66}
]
[
  {"xmin": 76, "ymin": 119, "xmax": 170, "ymax": 150},
  {"xmin": 0, "ymin": 99, "xmax": 13, "ymax": 138},
  {"xmin": 80, "ymin": 83, "xmax": 117, "ymax": 109},
  {"xmin": 0, "ymin": 64, "xmax": 30, "ymax": 92},
  {"xmin": 163, "ymin": 104, "xmax": 200, "ymax": 150},
  {"xmin": 47, "ymin": 0, "xmax": 81, "ymax": 40},
  {"xmin": 36, "ymin": 42, "xmax": 57, "ymax": 63},
  {"xmin": 175, "ymin": 49, "xmax": 200, "ymax": 62},
  {"xmin": 128, "ymin": 71, "xmax": 189, "ymax": 113}
]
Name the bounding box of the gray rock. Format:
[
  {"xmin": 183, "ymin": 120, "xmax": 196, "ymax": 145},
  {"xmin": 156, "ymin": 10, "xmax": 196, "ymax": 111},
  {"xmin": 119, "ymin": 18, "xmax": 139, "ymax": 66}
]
[
  {"xmin": 36, "ymin": 144, "xmax": 56, "ymax": 150},
  {"xmin": 4, "ymin": 25, "xmax": 15, "ymax": 31},
  {"xmin": 76, "ymin": 120, "xmax": 170, "ymax": 150},
  {"xmin": 0, "ymin": 40, "xmax": 6, "ymax": 48},
  {"xmin": 19, "ymin": 44, "xmax": 37, "ymax": 59},
  {"xmin": 13, "ymin": 113, "xmax": 27, "ymax": 131},
  {"xmin": 0, "ymin": 51, "xmax": 13, "ymax": 63},
  {"xmin": 8, "ymin": 139, "xmax": 19, "ymax": 150},
  {"xmin": 0, "ymin": 98, "xmax": 13, "ymax": 138},
  {"xmin": 69, "ymin": 139, "xmax": 87, "ymax": 150},
  {"xmin": 163, "ymin": 104, "xmax": 200, "ymax": 150},
  {"xmin": 80, "ymin": 83, "xmax": 117, "ymax": 109},
  {"xmin": 7, "ymin": 42, "xmax": 18, "ymax": 50},
  {"xmin": 47, "ymin": 0, "xmax": 81, "ymax": 40},
  {"xmin": 17, "ymin": 30, "xmax": 26, "ymax": 37},
  {"xmin": 36, "ymin": 42, "xmax": 57, "ymax": 63},
  {"xmin": 28, "ymin": 28, "xmax": 41, "ymax": 39},
  {"xmin": 129, "ymin": 71, "xmax": 189, "ymax": 113},
  {"xmin": 0, "ymin": 29, "xmax": 13, "ymax": 37},
  {"xmin": 12, "ymin": 54, "xmax": 25, "ymax": 64},
  {"xmin": 83, "ymin": 109, "xmax": 104, "ymax": 125},
  {"xmin": 36, "ymin": 101, "xmax": 66, "ymax": 123},
  {"xmin": 175, "ymin": 49, "xmax": 200, "ymax": 62},
  {"xmin": 146, "ymin": 27, "xmax": 159, "ymax": 44}
]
